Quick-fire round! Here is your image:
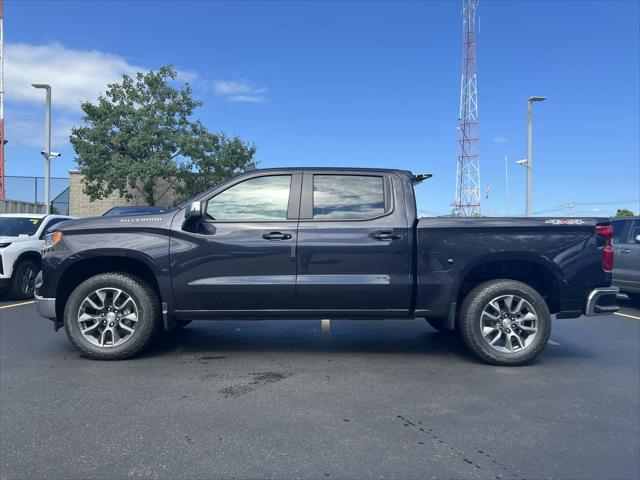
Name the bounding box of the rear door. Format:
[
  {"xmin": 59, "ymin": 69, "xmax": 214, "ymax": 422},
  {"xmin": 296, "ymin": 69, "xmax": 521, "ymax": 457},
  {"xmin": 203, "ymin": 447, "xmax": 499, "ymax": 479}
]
[
  {"xmin": 295, "ymin": 171, "xmax": 412, "ymax": 316},
  {"xmin": 616, "ymin": 220, "xmax": 640, "ymax": 293},
  {"xmin": 170, "ymin": 172, "xmax": 302, "ymax": 313}
]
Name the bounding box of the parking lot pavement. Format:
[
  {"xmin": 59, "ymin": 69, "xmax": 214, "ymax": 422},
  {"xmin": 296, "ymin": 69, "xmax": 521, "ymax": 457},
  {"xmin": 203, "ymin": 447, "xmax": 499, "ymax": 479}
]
[
  {"xmin": 616, "ymin": 295, "xmax": 640, "ymax": 320},
  {"xmin": 1, "ymin": 302, "xmax": 639, "ymax": 480}
]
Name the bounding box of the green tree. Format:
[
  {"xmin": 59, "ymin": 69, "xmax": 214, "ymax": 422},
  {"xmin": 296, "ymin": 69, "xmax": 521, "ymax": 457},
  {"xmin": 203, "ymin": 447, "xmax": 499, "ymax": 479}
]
[
  {"xmin": 615, "ymin": 208, "xmax": 635, "ymax": 217},
  {"xmin": 70, "ymin": 66, "xmax": 256, "ymax": 205}
]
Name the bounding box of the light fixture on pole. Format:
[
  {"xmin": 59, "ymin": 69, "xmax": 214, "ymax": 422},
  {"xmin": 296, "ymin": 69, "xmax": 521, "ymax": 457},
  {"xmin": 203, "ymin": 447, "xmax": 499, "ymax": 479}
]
[
  {"xmin": 525, "ymin": 96, "xmax": 547, "ymax": 216},
  {"xmin": 32, "ymin": 83, "xmax": 52, "ymax": 213}
]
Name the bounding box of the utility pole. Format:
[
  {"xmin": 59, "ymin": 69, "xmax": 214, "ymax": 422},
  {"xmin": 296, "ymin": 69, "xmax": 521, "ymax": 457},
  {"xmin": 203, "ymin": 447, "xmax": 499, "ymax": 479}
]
[
  {"xmin": 0, "ymin": 0, "xmax": 5, "ymax": 200},
  {"xmin": 32, "ymin": 84, "xmax": 52, "ymax": 213},
  {"xmin": 485, "ymin": 184, "xmax": 492, "ymax": 216},
  {"xmin": 525, "ymin": 96, "xmax": 546, "ymax": 216}
]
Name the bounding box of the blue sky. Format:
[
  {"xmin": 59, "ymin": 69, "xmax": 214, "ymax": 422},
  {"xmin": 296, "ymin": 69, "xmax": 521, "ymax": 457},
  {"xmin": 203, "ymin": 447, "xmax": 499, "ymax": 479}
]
[{"xmin": 4, "ymin": 0, "xmax": 639, "ymax": 216}]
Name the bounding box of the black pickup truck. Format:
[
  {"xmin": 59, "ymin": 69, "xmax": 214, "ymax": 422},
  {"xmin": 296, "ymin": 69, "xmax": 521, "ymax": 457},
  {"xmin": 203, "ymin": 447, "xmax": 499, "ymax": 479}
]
[{"xmin": 35, "ymin": 168, "xmax": 618, "ymax": 365}]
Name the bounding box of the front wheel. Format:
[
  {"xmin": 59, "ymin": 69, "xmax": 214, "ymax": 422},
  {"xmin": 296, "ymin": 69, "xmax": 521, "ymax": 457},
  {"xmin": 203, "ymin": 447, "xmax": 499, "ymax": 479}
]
[
  {"xmin": 9, "ymin": 260, "xmax": 39, "ymax": 299},
  {"xmin": 64, "ymin": 273, "xmax": 161, "ymax": 360},
  {"xmin": 458, "ymin": 279, "xmax": 551, "ymax": 366}
]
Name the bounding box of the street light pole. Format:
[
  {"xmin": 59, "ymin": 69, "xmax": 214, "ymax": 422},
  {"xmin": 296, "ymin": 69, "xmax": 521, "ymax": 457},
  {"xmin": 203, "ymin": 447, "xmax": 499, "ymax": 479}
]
[
  {"xmin": 32, "ymin": 84, "xmax": 51, "ymax": 213},
  {"xmin": 525, "ymin": 96, "xmax": 546, "ymax": 216}
]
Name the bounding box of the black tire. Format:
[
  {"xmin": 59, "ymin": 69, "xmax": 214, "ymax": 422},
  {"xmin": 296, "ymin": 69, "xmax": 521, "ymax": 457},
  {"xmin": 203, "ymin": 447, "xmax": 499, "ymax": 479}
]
[
  {"xmin": 458, "ymin": 279, "xmax": 551, "ymax": 366},
  {"xmin": 425, "ymin": 318, "xmax": 456, "ymax": 334},
  {"xmin": 64, "ymin": 273, "xmax": 161, "ymax": 360},
  {"xmin": 9, "ymin": 260, "xmax": 39, "ymax": 300},
  {"xmin": 176, "ymin": 319, "xmax": 193, "ymax": 329}
]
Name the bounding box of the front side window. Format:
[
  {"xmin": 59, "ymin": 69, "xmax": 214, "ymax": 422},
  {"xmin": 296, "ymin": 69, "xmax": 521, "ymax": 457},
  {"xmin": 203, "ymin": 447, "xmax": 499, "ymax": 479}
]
[
  {"xmin": 625, "ymin": 221, "xmax": 640, "ymax": 244},
  {"xmin": 313, "ymin": 175, "xmax": 386, "ymax": 220},
  {"xmin": 206, "ymin": 175, "xmax": 291, "ymax": 221},
  {"xmin": 40, "ymin": 218, "xmax": 69, "ymax": 238}
]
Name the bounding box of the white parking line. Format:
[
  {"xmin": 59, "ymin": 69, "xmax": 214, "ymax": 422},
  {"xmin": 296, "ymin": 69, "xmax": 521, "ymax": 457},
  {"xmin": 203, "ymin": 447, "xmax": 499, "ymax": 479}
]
[
  {"xmin": 548, "ymin": 339, "xmax": 561, "ymax": 346},
  {"xmin": 614, "ymin": 312, "xmax": 640, "ymax": 320},
  {"xmin": 0, "ymin": 300, "xmax": 35, "ymax": 310}
]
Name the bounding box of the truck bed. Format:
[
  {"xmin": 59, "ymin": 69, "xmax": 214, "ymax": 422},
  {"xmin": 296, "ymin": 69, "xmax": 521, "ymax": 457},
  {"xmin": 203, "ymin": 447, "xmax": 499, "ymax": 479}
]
[{"xmin": 414, "ymin": 216, "xmax": 610, "ymax": 320}]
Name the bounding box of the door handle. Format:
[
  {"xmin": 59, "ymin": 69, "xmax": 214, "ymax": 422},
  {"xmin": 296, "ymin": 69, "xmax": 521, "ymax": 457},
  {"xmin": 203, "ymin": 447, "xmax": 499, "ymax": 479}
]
[
  {"xmin": 263, "ymin": 232, "xmax": 292, "ymax": 241},
  {"xmin": 373, "ymin": 230, "xmax": 402, "ymax": 241}
]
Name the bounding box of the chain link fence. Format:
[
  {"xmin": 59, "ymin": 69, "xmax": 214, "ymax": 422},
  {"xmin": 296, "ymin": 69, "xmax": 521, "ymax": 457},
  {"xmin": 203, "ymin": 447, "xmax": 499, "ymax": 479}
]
[{"xmin": 3, "ymin": 176, "xmax": 70, "ymax": 215}]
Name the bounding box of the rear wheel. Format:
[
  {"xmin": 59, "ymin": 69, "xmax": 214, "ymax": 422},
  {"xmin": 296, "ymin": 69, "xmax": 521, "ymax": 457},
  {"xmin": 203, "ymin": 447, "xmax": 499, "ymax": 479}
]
[
  {"xmin": 458, "ymin": 279, "xmax": 551, "ymax": 366},
  {"xmin": 9, "ymin": 260, "xmax": 39, "ymax": 299},
  {"xmin": 64, "ymin": 273, "xmax": 160, "ymax": 360}
]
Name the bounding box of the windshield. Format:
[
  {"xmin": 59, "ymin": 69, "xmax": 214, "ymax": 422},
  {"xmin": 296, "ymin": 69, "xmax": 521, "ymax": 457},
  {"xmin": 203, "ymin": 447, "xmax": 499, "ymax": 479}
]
[{"xmin": 0, "ymin": 217, "xmax": 43, "ymax": 236}]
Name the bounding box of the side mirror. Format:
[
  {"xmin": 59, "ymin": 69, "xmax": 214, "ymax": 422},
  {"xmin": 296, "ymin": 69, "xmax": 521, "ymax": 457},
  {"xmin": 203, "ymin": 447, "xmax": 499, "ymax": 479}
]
[
  {"xmin": 184, "ymin": 201, "xmax": 203, "ymax": 222},
  {"xmin": 635, "ymin": 234, "xmax": 640, "ymax": 244}
]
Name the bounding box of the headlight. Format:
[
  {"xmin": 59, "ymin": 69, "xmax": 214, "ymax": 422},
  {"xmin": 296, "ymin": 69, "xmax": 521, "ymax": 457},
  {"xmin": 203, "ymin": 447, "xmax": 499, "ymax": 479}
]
[
  {"xmin": 0, "ymin": 242, "xmax": 11, "ymax": 248},
  {"xmin": 43, "ymin": 231, "xmax": 63, "ymax": 251}
]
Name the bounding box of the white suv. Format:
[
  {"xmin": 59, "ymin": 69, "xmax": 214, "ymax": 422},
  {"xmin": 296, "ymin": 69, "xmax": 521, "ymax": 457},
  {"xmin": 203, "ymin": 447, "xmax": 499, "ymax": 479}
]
[{"xmin": 0, "ymin": 214, "xmax": 73, "ymax": 299}]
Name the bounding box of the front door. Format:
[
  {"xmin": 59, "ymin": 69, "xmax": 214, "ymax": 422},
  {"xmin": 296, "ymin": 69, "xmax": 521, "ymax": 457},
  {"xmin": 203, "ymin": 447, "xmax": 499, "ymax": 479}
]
[
  {"xmin": 295, "ymin": 171, "xmax": 412, "ymax": 316},
  {"xmin": 171, "ymin": 173, "xmax": 301, "ymax": 313}
]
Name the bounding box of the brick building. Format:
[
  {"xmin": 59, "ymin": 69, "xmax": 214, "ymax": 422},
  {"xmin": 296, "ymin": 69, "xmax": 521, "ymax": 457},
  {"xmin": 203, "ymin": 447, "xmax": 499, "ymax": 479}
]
[{"xmin": 68, "ymin": 170, "xmax": 182, "ymax": 217}]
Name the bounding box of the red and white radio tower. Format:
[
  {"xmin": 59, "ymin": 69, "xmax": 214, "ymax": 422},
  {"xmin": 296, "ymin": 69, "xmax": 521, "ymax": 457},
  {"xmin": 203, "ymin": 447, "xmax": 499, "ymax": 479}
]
[
  {"xmin": 0, "ymin": 0, "xmax": 5, "ymax": 200},
  {"xmin": 453, "ymin": 0, "xmax": 481, "ymax": 216}
]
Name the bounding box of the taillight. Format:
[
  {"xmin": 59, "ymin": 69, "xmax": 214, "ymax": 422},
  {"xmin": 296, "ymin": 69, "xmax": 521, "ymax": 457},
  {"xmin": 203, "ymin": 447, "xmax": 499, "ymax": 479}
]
[{"xmin": 596, "ymin": 225, "xmax": 614, "ymax": 271}]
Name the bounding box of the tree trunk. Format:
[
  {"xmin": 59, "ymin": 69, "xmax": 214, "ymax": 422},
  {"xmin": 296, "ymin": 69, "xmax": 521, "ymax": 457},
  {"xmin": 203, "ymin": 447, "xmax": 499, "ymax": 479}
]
[{"xmin": 143, "ymin": 178, "xmax": 156, "ymax": 206}]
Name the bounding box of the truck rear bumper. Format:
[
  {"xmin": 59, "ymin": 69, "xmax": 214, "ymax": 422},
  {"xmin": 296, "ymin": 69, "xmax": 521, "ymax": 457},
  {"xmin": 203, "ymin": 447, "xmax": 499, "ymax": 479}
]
[{"xmin": 585, "ymin": 287, "xmax": 619, "ymax": 316}]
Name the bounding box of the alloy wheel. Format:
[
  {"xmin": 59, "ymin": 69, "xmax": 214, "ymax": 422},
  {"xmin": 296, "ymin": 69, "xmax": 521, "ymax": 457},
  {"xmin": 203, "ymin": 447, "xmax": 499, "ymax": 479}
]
[
  {"xmin": 77, "ymin": 288, "xmax": 139, "ymax": 348},
  {"xmin": 480, "ymin": 294, "xmax": 538, "ymax": 353},
  {"xmin": 19, "ymin": 266, "xmax": 37, "ymax": 296}
]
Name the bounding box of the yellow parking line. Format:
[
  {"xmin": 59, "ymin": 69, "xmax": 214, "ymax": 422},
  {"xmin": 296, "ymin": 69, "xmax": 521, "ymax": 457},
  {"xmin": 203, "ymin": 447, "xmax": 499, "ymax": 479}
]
[
  {"xmin": 614, "ymin": 312, "xmax": 640, "ymax": 320},
  {"xmin": 0, "ymin": 300, "xmax": 35, "ymax": 310}
]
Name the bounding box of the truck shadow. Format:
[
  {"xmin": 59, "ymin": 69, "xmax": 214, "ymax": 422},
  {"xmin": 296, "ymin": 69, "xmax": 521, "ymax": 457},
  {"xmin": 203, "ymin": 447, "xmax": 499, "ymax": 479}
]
[
  {"xmin": 141, "ymin": 319, "xmax": 475, "ymax": 360},
  {"xmin": 137, "ymin": 319, "xmax": 594, "ymax": 364}
]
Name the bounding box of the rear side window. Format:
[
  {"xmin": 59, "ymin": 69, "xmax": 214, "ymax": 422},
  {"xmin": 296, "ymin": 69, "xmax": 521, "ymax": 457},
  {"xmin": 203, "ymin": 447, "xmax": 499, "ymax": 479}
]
[
  {"xmin": 312, "ymin": 175, "xmax": 386, "ymax": 220},
  {"xmin": 612, "ymin": 220, "xmax": 627, "ymax": 242}
]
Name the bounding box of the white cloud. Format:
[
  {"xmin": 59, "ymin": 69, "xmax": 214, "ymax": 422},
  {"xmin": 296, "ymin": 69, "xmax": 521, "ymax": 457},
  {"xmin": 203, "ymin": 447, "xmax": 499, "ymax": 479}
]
[
  {"xmin": 213, "ymin": 80, "xmax": 267, "ymax": 103},
  {"xmin": 493, "ymin": 135, "xmax": 508, "ymax": 144},
  {"xmin": 5, "ymin": 42, "xmax": 143, "ymax": 111},
  {"xmin": 175, "ymin": 69, "xmax": 199, "ymax": 83},
  {"xmin": 6, "ymin": 109, "xmax": 75, "ymax": 148}
]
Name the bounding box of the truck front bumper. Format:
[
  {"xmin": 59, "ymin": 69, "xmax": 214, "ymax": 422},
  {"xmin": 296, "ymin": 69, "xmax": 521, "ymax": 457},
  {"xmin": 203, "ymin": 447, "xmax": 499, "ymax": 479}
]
[
  {"xmin": 585, "ymin": 287, "xmax": 619, "ymax": 316},
  {"xmin": 34, "ymin": 271, "xmax": 57, "ymax": 320},
  {"xmin": 35, "ymin": 294, "xmax": 57, "ymax": 319}
]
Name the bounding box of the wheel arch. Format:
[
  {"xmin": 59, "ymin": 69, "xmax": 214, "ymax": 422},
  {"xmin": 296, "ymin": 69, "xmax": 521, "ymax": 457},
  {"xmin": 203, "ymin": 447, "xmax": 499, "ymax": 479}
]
[
  {"xmin": 55, "ymin": 254, "xmax": 163, "ymax": 321},
  {"xmin": 455, "ymin": 253, "xmax": 566, "ymax": 316},
  {"xmin": 13, "ymin": 250, "xmax": 42, "ymax": 273}
]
